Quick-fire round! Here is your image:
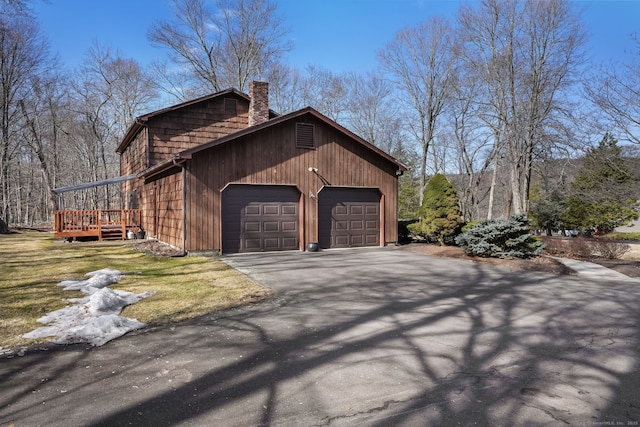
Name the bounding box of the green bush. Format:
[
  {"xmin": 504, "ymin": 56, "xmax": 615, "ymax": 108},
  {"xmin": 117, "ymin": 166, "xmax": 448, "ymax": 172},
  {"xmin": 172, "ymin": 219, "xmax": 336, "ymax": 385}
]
[
  {"xmin": 412, "ymin": 174, "xmax": 463, "ymax": 245},
  {"xmin": 455, "ymin": 214, "xmax": 543, "ymax": 259},
  {"xmin": 461, "ymin": 221, "xmax": 480, "ymax": 232},
  {"xmin": 399, "ymin": 219, "xmax": 419, "ymax": 244}
]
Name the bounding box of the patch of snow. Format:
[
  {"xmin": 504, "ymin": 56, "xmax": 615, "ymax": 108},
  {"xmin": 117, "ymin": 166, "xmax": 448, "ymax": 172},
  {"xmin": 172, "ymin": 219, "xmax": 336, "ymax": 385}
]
[
  {"xmin": 57, "ymin": 268, "xmax": 123, "ymax": 293},
  {"xmin": 23, "ymin": 268, "xmax": 154, "ymax": 347}
]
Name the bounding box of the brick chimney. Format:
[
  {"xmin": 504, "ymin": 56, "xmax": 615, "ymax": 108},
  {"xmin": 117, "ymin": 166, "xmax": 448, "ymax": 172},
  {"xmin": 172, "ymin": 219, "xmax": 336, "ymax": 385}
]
[{"xmin": 248, "ymin": 81, "xmax": 269, "ymax": 126}]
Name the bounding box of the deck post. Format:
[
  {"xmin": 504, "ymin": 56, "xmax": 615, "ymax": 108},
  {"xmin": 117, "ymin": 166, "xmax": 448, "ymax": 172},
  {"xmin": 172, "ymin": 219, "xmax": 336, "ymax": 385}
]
[
  {"xmin": 97, "ymin": 210, "xmax": 103, "ymax": 241},
  {"xmin": 121, "ymin": 211, "xmax": 127, "ymax": 240}
]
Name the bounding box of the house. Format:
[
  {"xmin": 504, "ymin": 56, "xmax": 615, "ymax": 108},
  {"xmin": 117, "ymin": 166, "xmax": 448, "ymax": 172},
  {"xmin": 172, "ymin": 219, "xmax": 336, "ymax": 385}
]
[{"xmin": 116, "ymin": 81, "xmax": 407, "ymax": 254}]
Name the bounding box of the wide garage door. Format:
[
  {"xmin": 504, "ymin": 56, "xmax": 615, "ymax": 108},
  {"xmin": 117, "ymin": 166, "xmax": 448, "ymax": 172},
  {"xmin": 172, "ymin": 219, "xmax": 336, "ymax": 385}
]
[
  {"xmin": 222, "ymin": 185, "xmax": 300, "ymax": 253},
  {"xmin": 318, "ymin": 187, "xmax": 381, "ymax": 249}
]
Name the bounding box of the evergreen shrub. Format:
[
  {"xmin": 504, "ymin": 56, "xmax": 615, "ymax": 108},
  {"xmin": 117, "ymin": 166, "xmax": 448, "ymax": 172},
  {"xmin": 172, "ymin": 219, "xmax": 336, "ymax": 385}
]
[
  {"xmin": 399, "ymin": 219, "xmax": 419, "ymax": 244},
  {"xmin": 412, "ymin": 174, "xmax": 463, "ymax": 245},
  {"xmin": 455, "ymin": 214, "xmax": 543, "ymax": 259}
]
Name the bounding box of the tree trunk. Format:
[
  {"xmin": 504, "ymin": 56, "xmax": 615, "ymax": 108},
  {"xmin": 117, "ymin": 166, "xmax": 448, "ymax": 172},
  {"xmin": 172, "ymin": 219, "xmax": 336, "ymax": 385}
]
[
  {"xmin": 19, "ymin": 100, "xmax": 59, "ymax": 212},
  {"xmin": 0, "ymin": 217, "xmax": 8, "ymax": 234},
  {"xmin": 487, "ymin": 159, "xmax": 498, "ymax": 220}
]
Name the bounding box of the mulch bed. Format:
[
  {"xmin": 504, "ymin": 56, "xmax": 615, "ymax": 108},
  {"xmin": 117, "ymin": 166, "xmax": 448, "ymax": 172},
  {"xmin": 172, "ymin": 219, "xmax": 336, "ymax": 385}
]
[{"xmin": 588, "ymin": 258, "xmax": 640, "ymax": 279}]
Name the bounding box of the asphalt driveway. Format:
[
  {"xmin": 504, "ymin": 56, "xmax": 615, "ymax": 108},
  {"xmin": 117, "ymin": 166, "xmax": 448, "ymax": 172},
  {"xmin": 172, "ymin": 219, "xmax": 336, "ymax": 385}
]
[{"xmin": 2, "ymin": 247, "xmax": 640, "ymax": 426}]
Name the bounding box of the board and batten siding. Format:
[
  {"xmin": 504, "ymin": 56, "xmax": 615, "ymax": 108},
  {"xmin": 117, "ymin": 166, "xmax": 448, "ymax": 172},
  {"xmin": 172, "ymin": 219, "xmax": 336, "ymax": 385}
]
[{"xmin": 184, "ymin": 114, "xmax": 400, "ymax": 252}]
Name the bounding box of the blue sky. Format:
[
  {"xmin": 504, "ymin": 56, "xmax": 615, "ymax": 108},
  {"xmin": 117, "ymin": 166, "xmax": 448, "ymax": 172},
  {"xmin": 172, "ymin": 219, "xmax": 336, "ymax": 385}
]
[{"xmin": 34, "ymin": 0, "xmax": 640, "ymax": 75}]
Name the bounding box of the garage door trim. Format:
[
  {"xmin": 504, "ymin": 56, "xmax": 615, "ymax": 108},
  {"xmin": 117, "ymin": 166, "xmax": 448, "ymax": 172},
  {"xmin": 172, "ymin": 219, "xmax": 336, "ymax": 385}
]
[
  {"xmin": 221, "ymin": 183, "xmax": 303, "ymax": 254},
  {"xmin": 317, "ymin": 186, "xmax": 383, "ymax": 249}
]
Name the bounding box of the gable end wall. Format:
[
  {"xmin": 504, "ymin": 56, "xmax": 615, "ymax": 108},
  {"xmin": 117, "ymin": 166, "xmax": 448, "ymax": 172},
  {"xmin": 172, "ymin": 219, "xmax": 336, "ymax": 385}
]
[
  {"xmin": 147, "ymin": 95, "xmax": 250, "ymax": 166},
  {"xmin": 184, "ymin": 116, "xmax": 400, "ymax": 252}
]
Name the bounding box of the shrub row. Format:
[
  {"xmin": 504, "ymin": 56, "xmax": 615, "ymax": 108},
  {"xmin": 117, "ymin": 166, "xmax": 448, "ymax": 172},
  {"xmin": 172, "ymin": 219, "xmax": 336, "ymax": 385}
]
[
  {"xmin": 405, "ymin": 215, "xmax": 632, "ymax": 260},
  {"xmin": 541, "ymin": 236, "xmax": 630, "ymax": 260},
  {"xmin": 602, "ymin": 232, "xmax": 640, "ymax": 241}
]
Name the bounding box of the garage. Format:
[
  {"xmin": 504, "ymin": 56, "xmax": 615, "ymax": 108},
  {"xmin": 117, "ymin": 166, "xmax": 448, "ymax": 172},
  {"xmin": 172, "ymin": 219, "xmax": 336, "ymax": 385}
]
[
  {"xmin": 222, "ymin": 185, "xmax": 300, "ymax": 253},
  {"xmin": 318, "ymin": 187, "xmax": 381, "ymax": 249}
]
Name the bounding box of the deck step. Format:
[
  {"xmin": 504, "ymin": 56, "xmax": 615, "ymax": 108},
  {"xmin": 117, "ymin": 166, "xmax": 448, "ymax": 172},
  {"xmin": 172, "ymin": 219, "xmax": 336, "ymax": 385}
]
[{"xmin": 101, "ymin": 229, "xmax": 125, "ymax": 240}]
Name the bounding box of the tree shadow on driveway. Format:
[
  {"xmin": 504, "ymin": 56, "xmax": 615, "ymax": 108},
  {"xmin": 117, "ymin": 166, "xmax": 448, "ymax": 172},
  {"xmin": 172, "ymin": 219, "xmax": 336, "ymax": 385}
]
[{"xmin": 1, "ymin": 248, "xmax": 639, "ymax": 426}]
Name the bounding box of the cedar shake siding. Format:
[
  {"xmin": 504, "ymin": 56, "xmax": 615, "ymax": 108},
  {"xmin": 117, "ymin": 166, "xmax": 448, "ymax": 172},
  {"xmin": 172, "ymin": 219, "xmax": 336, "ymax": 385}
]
[
  {"xmin": 146, "ymin": 170, "xmax": 184, "ymax": 249},
  {"xmin": 120, "ymin": 129, "xmax": 147, "ymax": 212},
  {"xmin": 146, "ymin": 93, "xmax": 250, "ymax": 166},
  {"xmin": 120, "ymin": 128, "xmax": 148, "ymax": 178}
]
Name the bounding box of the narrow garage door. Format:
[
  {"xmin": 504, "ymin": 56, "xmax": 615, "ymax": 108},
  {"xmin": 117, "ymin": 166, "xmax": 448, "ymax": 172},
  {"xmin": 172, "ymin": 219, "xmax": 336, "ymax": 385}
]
[
  {"xmin": 318, "ymin": 187, "xmax": 381, "ymax": 249},
  {"xmin": 222, "ymin": 185, "xmax": 299, "ymax": 253}
]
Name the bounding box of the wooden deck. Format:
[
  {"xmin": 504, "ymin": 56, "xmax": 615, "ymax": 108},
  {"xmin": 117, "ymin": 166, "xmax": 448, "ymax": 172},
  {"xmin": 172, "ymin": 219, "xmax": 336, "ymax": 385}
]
[{"xmin": 54, "ymin": 209, "xmax": 142, "ymax": 241}]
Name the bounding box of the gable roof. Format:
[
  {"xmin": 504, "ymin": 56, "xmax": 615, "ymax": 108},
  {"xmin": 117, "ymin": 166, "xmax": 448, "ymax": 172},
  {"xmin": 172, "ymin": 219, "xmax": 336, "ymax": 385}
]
[
  {"xmin": 141, "ymin": 106, "xmax": 407, "ymax": 180},
  {"xmin": 116, "ymin": 88, "xmax": 278, "ymax": 154}
]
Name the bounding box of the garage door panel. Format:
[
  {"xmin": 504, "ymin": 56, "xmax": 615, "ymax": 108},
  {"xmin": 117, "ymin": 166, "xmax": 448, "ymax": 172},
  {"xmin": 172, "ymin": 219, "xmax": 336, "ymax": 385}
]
[
  {"xmin": 335, "ymin": 235, "xmax": 349, "ymax": 246},
  {"xmin": 245, "ymin": 206, "xmax": 260, "ymax": 216},
  {"xmin": 244, "ymin": 221, "xmax": 261, "ymax": 232},
  {"xmin": 282, "ymin": 237, "xmax": 298, "ymax": 247},
  {"xmin": 263, "ymin": 205, "xmax": 280, "ymax": 215},
  {"xmin": 263, "ymin": 221, "xmax": 280, "ymax": 232},
  {"xmin": 263, "ymin": 238, "xmax": 280, "ymax": 250},
  {"xmin": 335, "ymin": 205, "xmax": 348, "ymax": 215},
  {"xmin": 350, "ymin": 220, "xmax": 364, "ymax": 230},
  {"xmin": 365, "ymin": 235, "xmax": 378, "ymax": 244},
  {"xmin": 244, "ymin": 238, "xmax": 261, "ymax": 250},
  {"xmin": 334, "ymin": 221, "xmax": 348, "ymax": 231},
  {"xmin": 282, "ymin": 205, "xmax": 297, "ymax": 215},
  {"xmin": 350, "ymin": 206, "xmax": 363, "ymax": 215},
  {"xmin": 222, "ymin": 185, "xmax": 300, "ymax": 253},
  {"xmin": 282, "ymin": 221, "xmax": 297, "ymax": 231},
  {"xmin": 319, "ymin": 188, "xmax": 381, "ymax": 249}
]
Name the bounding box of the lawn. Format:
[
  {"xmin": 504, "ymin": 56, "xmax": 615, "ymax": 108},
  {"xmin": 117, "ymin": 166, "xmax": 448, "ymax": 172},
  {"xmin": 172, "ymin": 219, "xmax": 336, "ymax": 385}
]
[{"xmin": 0, "ymin": 232, "xmax": 273, "ymax": 349}]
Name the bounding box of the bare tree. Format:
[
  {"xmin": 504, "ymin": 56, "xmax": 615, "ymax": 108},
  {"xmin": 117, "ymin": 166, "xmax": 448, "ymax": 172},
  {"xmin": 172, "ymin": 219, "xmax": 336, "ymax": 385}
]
[
  {"xmin": 346, "ymin": 73, "xmax": 398, "ymax": 146},
  {"xmin": 585, "ymin": 36, "xmax": 640, "ymax": 145},
  {"xmin": 379, "ymin": 17, "xmax": 457, "ymax": 204},
  {"xmin": 68, "ymin": 43, "xmax": 157, "ymax": 209},
  {"xmin": 447, "ymin": 71, "xmax": 497, "ymax": 221},
  {"xmin": 19, "ymin": 75, "xmax": 61, "ymax": 214},
  {"xmin": 82, "ymin": 43, "xmax": 158, "ymax": 138},
  {"xmin": 458, "ymin": 0, "xmax": 584, "ymax": 216},
  {"xmin": 148, "ymin": 0, "xmax": 291, "ymax": 96},
  {"xmin": 264, "ymin": 62, "xmax": 305, "ymax": 114},
  {"xmin": 0, "ymin": 5, "xmax": 48, "ymax": 225},
  {"xmin": 268, "ymin": 64, "xmax": 350, "ymax": 123},
  {"xmin": 296, "ymin": 65, "xmax": 348, "ymax": 122}
]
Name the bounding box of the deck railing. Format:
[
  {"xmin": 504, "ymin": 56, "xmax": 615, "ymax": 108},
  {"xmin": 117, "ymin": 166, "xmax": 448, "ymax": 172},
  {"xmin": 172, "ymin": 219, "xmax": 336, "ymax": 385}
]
[{"xmin": 54, "ymin": 209, "xmax": 142, "ymax": 241}]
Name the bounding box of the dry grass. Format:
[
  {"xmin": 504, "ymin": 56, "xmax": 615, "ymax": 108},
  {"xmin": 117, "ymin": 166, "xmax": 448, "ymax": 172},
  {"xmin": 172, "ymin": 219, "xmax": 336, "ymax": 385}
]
[{"xmin": 0, "ymin": 232, "xmax": 273, "ymax": 348}]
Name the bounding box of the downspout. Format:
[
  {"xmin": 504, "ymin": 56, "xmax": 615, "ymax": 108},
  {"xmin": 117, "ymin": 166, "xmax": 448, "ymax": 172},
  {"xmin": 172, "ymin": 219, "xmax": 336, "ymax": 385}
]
[
  {"xmin": 173, "ymin": 158, "xmax": 187, "ymax": 256},
  {"xmin": 396, "ymin": 169, "xmax": 404, "ymax": 245}
]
